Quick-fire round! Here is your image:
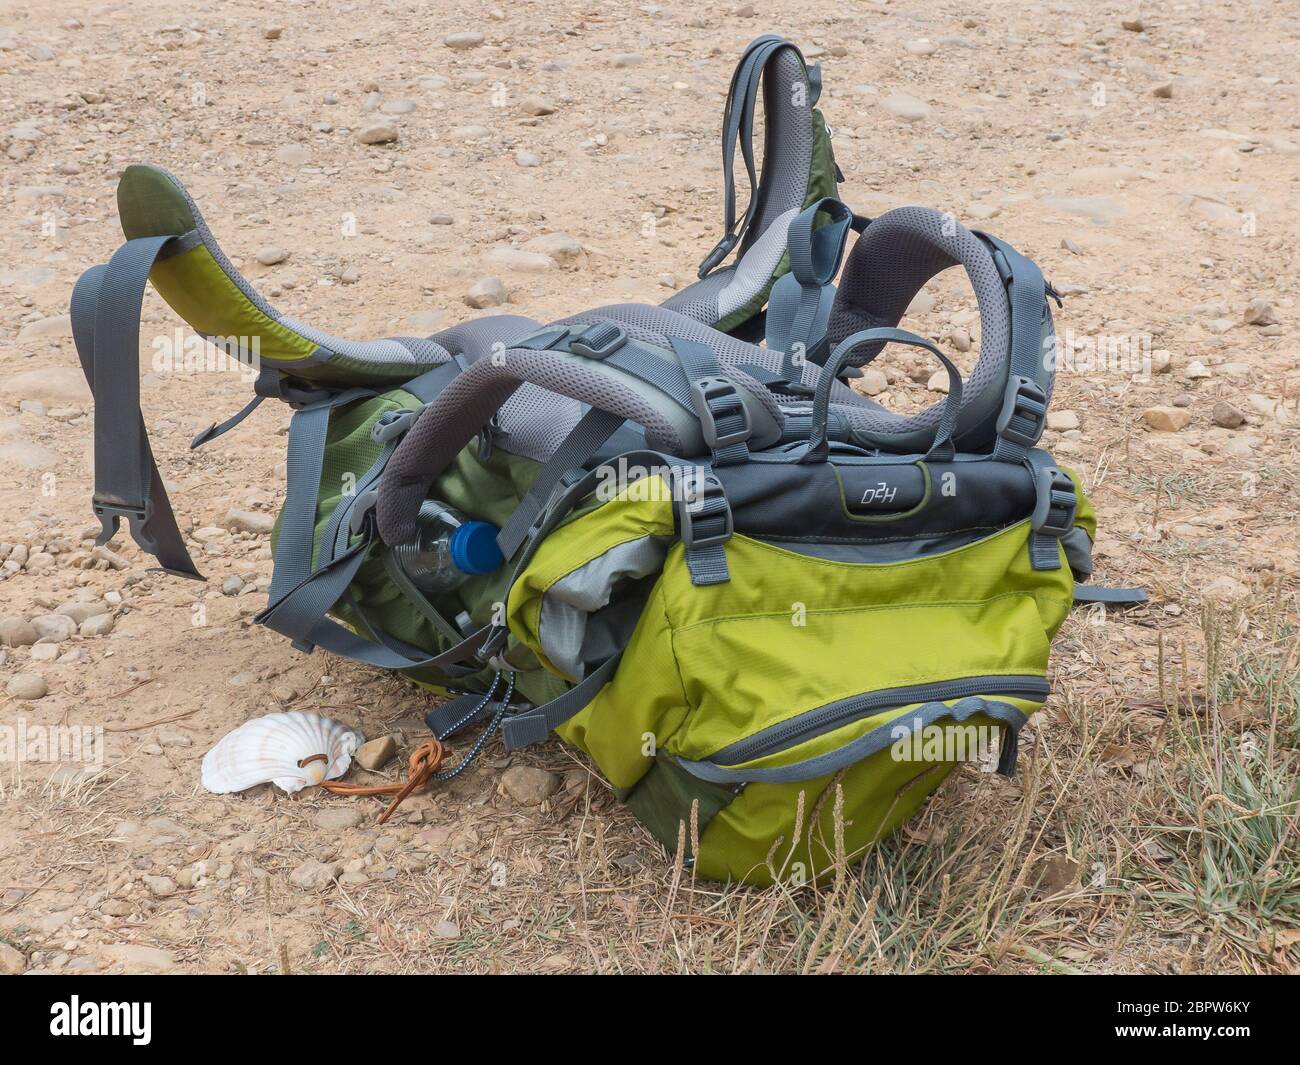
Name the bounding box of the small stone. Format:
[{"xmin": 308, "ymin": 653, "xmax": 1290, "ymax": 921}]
[
  {"xmin": 881, "ymin": 93, "xmax": 930, "ymax": 122},
  {"xmin": 948, "ymin": 327, "xmax": 971, "ymax": 352},
  {"xmin": 465, "ymin": 276, "xmax": 506, "ymax": 309},
  {"xmin": 858, "ymin": 368, "xmax": 888, "ymax": 396},
  {"xmin": 315, "ymin": 808, "xmax": 364, "ymax": 831},
  {"xmin": 0, "ymin": 942, "xmax": 26, "ymax": 975},
  {"xmin": 520, "ymin": 95, "xmax": 556, "ymax": 116},
  {"xmin": 255, "ymin": 246, "xmax": 288, "ymax": 266},
  {"xmin": 99, "ymin": 898, "xmax": 132, "ymax": 917},
  {"xmin": 289, "ymin": 859, "xmax": 344, "ymax": 889},
  {"xmin": 1047, "ymin": 410, "xmax": 1080, "ymax": 432},
  {"xmin": 222, "ymin": 575, "xmax": 244, "ymax": 596},
  {"xmin": 444, "ymin": 31, "xmax": 485, "ymax": 49},
  {"xmin": 1142, "ymin": 406, "xmax": 1191, "ymax": 432},
  {"xmin": 905, "ymin": 38, "xmax": 937, "ymax": 56},
  {"xmin": 79, "ymin": 613, "xmax": 115, "ymax": 637},
  {"xmin": 926, "ymin": 370, "xmax": 950, "ymax": 393},
  {"xmin": 1184, "ymin": 359, "xmax": 1213, "ymax": 379},
  {"xmin": 485, "ymin": 246, "xmax": 554, "ymax": 273},
  {"xmin": 55, "ymin": 601, "xmax": 109, "ymax": 624},
  {"xmin": 499, "ymin": 765, "xmax": 560, "ymax": 806},
  {"xmin": 0, "ymin": 617, "xmax": 38, "ymax": 647},
  {"xmin": 514, "ymin": 150, "xmax": 542, "ymax": 168},
  {"xmin": 30, "ymin": 614, "xmax": 77, "ymax": 642},
  {"xmin": 263, "ymin": 26, "xmax": 283, "ymax": 40},
  {"xmin": 1211, "ymin": 401, "xmax": 1246, "ymax": 429},
  {"xmin": 225, "ymin": 508, "xmax": 275, "ymax": 535},
  {"xmin": 381, "ymin": 98, "xmax": 418, "ymax": 115},
  {"xmin": 142, "ymin": 874, "xmax": 176, "ymax": 898},
  {"xmin": 30, "ymin": 644, "xmax": 59, "ymax": 662},
  {"xmin": 433, "ymin": 919, "xmax": 460, "ymax": 939},
  {"xmin": 1242, "ymin": 298, "xmax": 1278, "ymax": 327},
  {"xmin": 355, "ymin": 734, "xmax": 397, "ymax": 771},
  {"xmin": 611, "ymin": 53, "xmax": 643, "ymax": 68},
  {"xmin": 6, "ymin": 673, "xmax": 46, "ymax": 699},
  {"xmin": 1152, "ymin": 82, "xmax": 1173, "ymax": 99},
  {"xmin": 357, "ymin": 122, "xmax": 399, "ymax": 146},
  {"xmin": 524, "ymin": 232, "xmax": 584, "ymax": 265},
  {"xmin": 1122, "ymin": 17, "xmax": 1145, "ymax": 32}
]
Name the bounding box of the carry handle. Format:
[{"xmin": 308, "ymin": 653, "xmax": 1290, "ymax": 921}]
[
  {"xmin": 676, "ymin": 696, "xmax": 1028, "ymax": 786},
  {"xmin": 801, "ymin": 327, "xmax": 963, "ymax": 463}
]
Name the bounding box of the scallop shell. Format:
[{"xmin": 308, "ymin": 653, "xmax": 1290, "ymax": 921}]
[{"xmin": 201, "ymin": 712, "xmax": 363, "ymax": 795}]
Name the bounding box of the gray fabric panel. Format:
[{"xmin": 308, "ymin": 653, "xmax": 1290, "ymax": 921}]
[
  {"xmin": 431, "ymin": 315, "xmax": 542, "ymax": 362},
  {"xmin": 717, "ymin": 206, "xmax": 800, "ymax": 318},
  {"xmin": 537, "ymin": 534, "xmax": 670, "ymax": 679},
  {"xmin": 746, "ymin": 47, "xmax": 816, "ymax": 255},
  {"xmin": 662, "ymin": 269, "xmax": 734, "ymax": 323}
]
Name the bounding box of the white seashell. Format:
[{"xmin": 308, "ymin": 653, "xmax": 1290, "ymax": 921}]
[{"xmin": 201, "ymin": 712, "xmax": 364, "ymax": 795}]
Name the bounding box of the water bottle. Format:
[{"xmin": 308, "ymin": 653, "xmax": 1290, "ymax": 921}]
[{"xmin": 392, "ymin": 500, "xmax": 505, "ymax": 595}]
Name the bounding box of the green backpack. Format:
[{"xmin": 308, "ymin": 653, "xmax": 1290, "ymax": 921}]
[{"xmin": 70, "ymin": 38, "xmax": 1140, "ymax": 885}]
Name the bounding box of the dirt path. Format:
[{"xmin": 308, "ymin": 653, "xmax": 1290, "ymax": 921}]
[{"xmin": 0, "ymin": 1, "xmax": 1296, "ymax": 974}]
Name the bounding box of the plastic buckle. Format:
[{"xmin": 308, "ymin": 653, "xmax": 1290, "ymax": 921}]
[
  {"xmin": 348, "ymin": 489, "xmax": 379, "ymax": 536},
  {"xmin": 678, "ymin": 472, "xmax": 734, "ymax": 550},
  {"xmin": 370, "ymin": 407, "xmax": 421, "ymax": 443},
  {"xmin": 697, "ymin": 233, "xmax": 739, "ymax": 279},
  {"xmin": 689, "ymin": 376, "xmax": 752, "ymax": 451},
  {"xmin": 92, "ymin": 499, "xmax": 149, "ymax": 548},
  {"xmin": 568, "ymin": 323, "xmax": 627, "ymax": 360},
  {"xmin": 1032, "ymin": 466, "xmax": 1076, "ymax": 538},
  {"xmin": 995, "ymin": 376, "xmax": 1048, "ymax": 449}
]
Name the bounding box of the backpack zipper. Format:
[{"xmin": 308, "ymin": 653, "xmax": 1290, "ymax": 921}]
[{"xmin": 709, "ymin": 675, "xmax": 1050, "ymax": 765}]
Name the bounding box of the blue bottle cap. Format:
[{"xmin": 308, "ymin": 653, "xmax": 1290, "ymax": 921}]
[{"xmin": 449, "ymin": 520, "xmax": 504, "ymax": 576}]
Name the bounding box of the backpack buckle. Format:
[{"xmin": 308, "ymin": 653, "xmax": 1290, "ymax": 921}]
[
  {"xmin": 697, "ymin": 233, "xmax": 739, "ymax": 278},
  {"xmin": 1031, "ymin": 466, "xmax": 1076, "ymax": 538},
  {"xmin": 370, "ymin": 407, "xmax": 421, "ymax": 443},
  {"xmin": 678, "ymin": 472, "xmax": 733, "ymax": 550},
  {"xmin": 689, "ymin": 376, "xmax": 752, "ymax": 452},
  {"xmin": 568, "ymin": 322, "xmax": 627, "ymax": 359},
  {"xmin": 996, "ymin": 376, "xmax": 1048, "ymax": 449}
]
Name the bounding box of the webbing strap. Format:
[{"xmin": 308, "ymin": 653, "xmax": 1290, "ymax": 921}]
[
  {"xmin": 700, "ymin": 35, "xmax": 804, "ymax": 278},
  {"xmin": 496, "ymin": 406, "xmax": 626, "ymax": 559},
  {"xmin": 499, "ymin": 653, "xmax": 623, "ymax": 750},
  {"xmin": 669, "ymin": 336, "xmax": 751, "ymax": 466},
  {"xmin": 1073, "ymin": 584, "xmax": 1149, "ymax": 605},
  {"xmin": 1025, "ymin": 448, "xmax": 1076, "ymax": 572},
  {"xmin": 678, "ymin": 696, "xmax": 1029, "ymax": 785},
  {"xmin": 769, "ymin": 197, "xmax": 853, "ymax": 382},
  {"xmin": 977, "ymin": 232, "xmax": 1051, "ymax": 464},
  {"xmin": 70, "ymin": 238, "xmax": 203, "ymax": 579},
  {"xmin": 678, "ymin": 467, "xmax": 733, "ymax": 586}
]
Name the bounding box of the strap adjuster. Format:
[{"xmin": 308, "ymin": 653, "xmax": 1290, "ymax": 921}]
[
  {"xmin": 568, "ymin": 322, "xmax": 627, "ymax": 359},
  {"xmin": 678, "ymin": 472, "xmax": 734, "ymax": 551},
  {"xmin": 1032, "ymin": 466, "xmax": 1076, "ymax": 538},
  {"xmin": 370, "ymin": 407, "xmax": 421, "ymax": 443},
  {"xmin": 689, "ymin": 376, "xmax": 752, "ymax": 451},
  {"xmin": 996, "ymin": 376, "xmax": 1048, "ymax": 449}
]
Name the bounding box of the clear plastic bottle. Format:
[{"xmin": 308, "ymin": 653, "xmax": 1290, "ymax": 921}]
[{"xmin": 391, "ymin": 500, "xmax": 505, "ymax": 595}]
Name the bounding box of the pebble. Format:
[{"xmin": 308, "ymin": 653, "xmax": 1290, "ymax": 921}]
[
  {"xmin": 1153, "ymin": 82, "xmax": 1173, "ymax": 99},
  {"xmin": 499, "ymin": 765, "xmax": 560, "ymax": 806},
  {"xmin": 55, "ymin": 600, "xmax": 109, "ymax": 624},
  {"xmin": 357, "ymin": 122, "xmax": 399, "ymax": 146},
  {"xmin": 881, "ymin": 93, "xmax": 931, "ymax": 122},
  {"xmin": 1122, "ymin": 17, "xmax": 1145, "ymax": 32},
  {"xmin": 6, "ymin": 673, "xmax": 47, "ymax": 699},
  {"xmin": 433, "ymin": 919, "xmax": 460, "ymax": 939},
  {"xmin": 1211, "ymin": 401, "xmax": 1246, "ymax": 429},
  {"xmin": 465, "ymin": 276, "xmax": 506, "ymax": 308},
  {"xmin": 444, "ymin": 32, "xmax": 484, "ymax": 49},
  {"xmin": 315, "ymin": 808, "xmax": 365, "ymax": 830},
  {"xmin": 255, "ymin": 246, "xmax": 288, "ymax": 266},
  {"xmin": 222, "ymin": 575, "xmax": 245, "ymax": 596},
  {"xmin": 289, "ymin": 859, "xmax": 343, "ymax": 889},
  {"xmin": 611, "ymin": 53, "xmax": 643, "ymax": 68},
  {"xmin": 0, "ymin": 942, "xmax": 27, "ymax": 975},
  {"xmin": 142, "ymin": 874, "xmax": 176, "ymax": 897},
  {"xmin": 514, "ymin": 150, "xmax": 542, "ymax": 168},
  {"xmin": 1142, "ymin": 406, "xmax": 1191, "ymax": 432},
  {"xmin": 1047, "ymin": 410, "xmax": 1080, "ymax": 431},
  {"xmin": 520, "ymin": 96, "xmax": 556, "ymax": 116},
  {"xmin": 263, "ymin": 26, "xmax": 283, "ymax": 40},
  {"xmin": 79, "ymin": 613, "xmax": 115, "ymax": 637},
  {"xmin": 485, "ymin": 246, "xmax": 554, "ymax": 273},
  {"xmin": 380, "ymin": 98, "xmax": 418, "ymax": 115},
  {"xmin": 225, "ymin": 508, "xmax": 275, "ymax": 535},
  {"xmin": 30, "ymin": 644, "xmax": 59, "ymax": 662},
  {"xmin": 30, "ymin": 614, "xmax": 77, "ymax": 642},
  {"xmin": 1243, "ymin": 298, "xmax": 1278, "ymax": 326},
  {"xmin": 926, "ymin": 370, "xmax": 950, "ymax": 393},
  {"xmin": 858, "ymin": 368, "xmax": 888, "ymax": 396},
  {"xmin": 355, "ymin": 734, "xmax": 398, "ymax": 771},
  {"xmin": 524, "ymin": 232, "xmax": 584, "ymax": 265},
  {"xmin": 905, "ymin": 39, "xmax": 937, "ymax": 56},
  {"xmin": 0, "ymin": 617, "xmax": 38, "ymax": 647}
]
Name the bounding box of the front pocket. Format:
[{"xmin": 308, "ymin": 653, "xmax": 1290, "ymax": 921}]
[{"xmin": 706, "ymin": 675, "xmax": 1051, "ymax": 767}]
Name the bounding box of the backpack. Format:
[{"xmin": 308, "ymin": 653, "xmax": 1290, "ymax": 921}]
[{"xmin": 70, "ymin": 37, "xmax": 1141, "ymax": 885}]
